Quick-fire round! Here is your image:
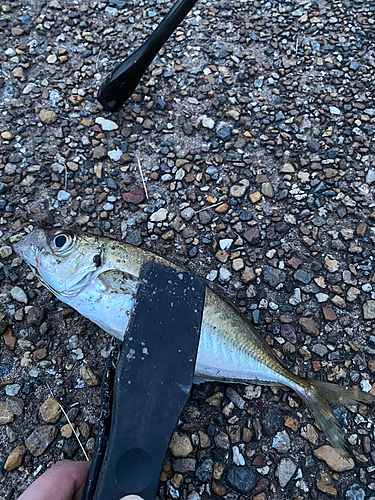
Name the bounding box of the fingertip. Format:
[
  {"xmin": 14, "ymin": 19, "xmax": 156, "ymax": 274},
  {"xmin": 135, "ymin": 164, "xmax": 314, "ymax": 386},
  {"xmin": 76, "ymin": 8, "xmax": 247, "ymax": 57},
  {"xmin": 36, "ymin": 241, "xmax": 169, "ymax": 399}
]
[
  {"xmin": 119, "ymin": 495, "xmax": 144, "ymax": 500},
  {"xmin": 18, "ymin": 460, "xmax": 91, "ymax": 500}
]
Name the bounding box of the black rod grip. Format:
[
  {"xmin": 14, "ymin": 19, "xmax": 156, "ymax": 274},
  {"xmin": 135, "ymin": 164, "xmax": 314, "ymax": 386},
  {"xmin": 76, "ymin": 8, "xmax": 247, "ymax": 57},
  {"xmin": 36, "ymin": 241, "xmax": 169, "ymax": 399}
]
[
  {"xmin": 97, "ymin": 0, "xmax": 199, "ymax": 111},
  {"xmin": 90, "ymin": 262, "xmax": 205, "ymax": 500}
]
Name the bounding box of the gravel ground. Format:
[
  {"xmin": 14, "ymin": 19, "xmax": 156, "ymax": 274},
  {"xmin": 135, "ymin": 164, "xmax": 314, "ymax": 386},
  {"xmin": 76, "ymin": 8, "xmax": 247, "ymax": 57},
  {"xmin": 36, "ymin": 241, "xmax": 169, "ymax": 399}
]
[{"xmin": 1, "ymin": 0, "xmax": 375, "ymax": 498}]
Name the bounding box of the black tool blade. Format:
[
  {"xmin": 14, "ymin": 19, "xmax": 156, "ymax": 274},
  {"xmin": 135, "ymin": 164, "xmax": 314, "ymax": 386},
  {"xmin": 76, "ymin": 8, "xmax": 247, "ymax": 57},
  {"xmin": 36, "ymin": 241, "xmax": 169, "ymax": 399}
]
[{"xmin": 91, "ymin": 262, "xmax": 205, "ymax": 500}]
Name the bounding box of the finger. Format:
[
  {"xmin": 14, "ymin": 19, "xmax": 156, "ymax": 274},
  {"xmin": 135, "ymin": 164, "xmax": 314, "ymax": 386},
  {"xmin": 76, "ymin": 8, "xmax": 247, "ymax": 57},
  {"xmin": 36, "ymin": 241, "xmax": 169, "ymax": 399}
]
[{"xmin": 18, "ymin": 460, "xmax": 91, "ymax": 500}]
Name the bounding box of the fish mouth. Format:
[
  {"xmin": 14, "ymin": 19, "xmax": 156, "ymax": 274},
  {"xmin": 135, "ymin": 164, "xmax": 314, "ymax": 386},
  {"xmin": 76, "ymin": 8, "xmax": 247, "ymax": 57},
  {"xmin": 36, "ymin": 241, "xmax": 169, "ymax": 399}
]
[
  {"xmin": 28, "ymin": 263, "xmax": 94, "ymax": 298},
  {"xmin": 28, "ymin": 264, "xmax": 63, "ymax": 297}
]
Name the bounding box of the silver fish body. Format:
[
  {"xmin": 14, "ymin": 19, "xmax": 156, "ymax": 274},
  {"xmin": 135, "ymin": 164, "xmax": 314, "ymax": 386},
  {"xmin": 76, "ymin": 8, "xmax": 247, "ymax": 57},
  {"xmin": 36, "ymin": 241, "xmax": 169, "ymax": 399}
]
[{"xmin": 14, "ymin": 227, "xmax": 374, "ymax": 453}]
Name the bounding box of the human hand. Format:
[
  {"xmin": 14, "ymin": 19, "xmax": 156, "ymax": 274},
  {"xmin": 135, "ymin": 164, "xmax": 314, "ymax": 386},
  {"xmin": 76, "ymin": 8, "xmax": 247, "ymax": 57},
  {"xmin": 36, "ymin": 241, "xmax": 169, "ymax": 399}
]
[
  {"xmin": 18, "ymin": 460, "xmax": 145, "ymax": 500},
  {"xmin": 18, "ymin": 460, "xmax": 91, "ymax": 500}
]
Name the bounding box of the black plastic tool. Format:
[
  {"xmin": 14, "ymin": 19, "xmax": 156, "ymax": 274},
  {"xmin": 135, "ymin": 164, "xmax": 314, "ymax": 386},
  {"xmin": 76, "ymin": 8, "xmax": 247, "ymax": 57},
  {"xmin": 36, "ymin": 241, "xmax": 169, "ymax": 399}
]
[
  {"xmin": 82, "ymin": 261, "xmax": 205, "ymax": 500},
  {"xmin": 97, "ymin": 0, "xmax": 199, "ymax": 111}
]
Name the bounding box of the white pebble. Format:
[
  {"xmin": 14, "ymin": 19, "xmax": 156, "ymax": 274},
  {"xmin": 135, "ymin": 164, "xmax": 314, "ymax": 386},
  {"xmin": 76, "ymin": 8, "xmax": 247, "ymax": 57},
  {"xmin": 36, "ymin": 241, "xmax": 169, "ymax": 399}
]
[
  {"xmin": 219, "ymin": 267, "xmax": 231, "ymax": 283},
  {"xmin": 10, "ymin": 286, "xmax": 28, "ymax": 304},
  {"xmin": 95, "ymin": 117, "xmax": 118, "ymax": 131},
  {"xmin": 360, "ymin": 380, "xmax": 372, "ymax": 393},
  {"xmin": 108, "ymin": 149, "xmax": 122, "ymax": 161},
  {"xmin": 57, "ymin": 190, "xmax": 71, "ymax": 201},
  {"xmin": 232, "ymin": 445, "xmax": 245, "ymax": 466},
  {"xmin": 201, "ymin": 115, "xmax": 215, "ymax": 129},
  {"xmin": 219, "ymin": 239, "xmax": 233, "ymax": 250},
  {"xmin": 329, "ymin": 106, "xmax": 341, "ymax": 115}
]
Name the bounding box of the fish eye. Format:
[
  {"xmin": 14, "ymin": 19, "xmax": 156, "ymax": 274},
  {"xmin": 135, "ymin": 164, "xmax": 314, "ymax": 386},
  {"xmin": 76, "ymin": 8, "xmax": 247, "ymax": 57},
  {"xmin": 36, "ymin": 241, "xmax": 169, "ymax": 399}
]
[{"xmin": 52, "ymin": 233, "xmax": 73, "ymax": 252}]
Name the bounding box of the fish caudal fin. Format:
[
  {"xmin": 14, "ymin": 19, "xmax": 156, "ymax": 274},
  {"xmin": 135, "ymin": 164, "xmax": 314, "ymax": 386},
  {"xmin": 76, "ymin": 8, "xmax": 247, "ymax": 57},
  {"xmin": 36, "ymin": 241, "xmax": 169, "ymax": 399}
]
[{"xmin": 295, "ymin": 379, "xmax": 374, "ymax": 455}]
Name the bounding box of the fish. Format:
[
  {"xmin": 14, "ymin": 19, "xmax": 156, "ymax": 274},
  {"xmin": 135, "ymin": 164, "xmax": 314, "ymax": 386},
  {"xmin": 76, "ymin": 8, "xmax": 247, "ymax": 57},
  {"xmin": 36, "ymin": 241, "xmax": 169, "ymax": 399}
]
[{"xmin": 14, "ymin": 227, "xmax": 374, "ymax": 454}]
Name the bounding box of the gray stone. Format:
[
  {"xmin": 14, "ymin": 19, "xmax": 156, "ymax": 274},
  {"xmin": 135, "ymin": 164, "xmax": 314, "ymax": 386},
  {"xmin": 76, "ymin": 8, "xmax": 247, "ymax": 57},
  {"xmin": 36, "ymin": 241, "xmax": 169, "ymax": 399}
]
[
  {"xmin": 216, "ymin": 127, "xmax": 232, "ymax": 141},
  {"xmin": 27, "ymin": 307, "xmax": 45, "ymax": 327},
  {"xmin": 276, "ymin": 458, "xmax": 297, "ymax": 488},
  {"xmin": 329, "ymin": 106, "xmax": 341, "ymax": 115},
  {"xmin": 25, "ymin": 425, "xmax": 57, "ymax": 456},
  {"xmin": 195, "ymin": 458, "xmax": 213, "ymax": 482},
  {"xmin": 294, "ymin": 270, "xmax": 314, "ymax": 284},
  {"xmin": 261, "ymin": 182, "xmax": 274, "ymax": 198},
  {"xmin": 80, "ymin": 199, "xmax": 95, "ymax": 213},
  {"xmin": 5, "ymin": 425, "xmax": 17, "ymax": 443},
  {"xmin": 226, "ymin": 387, "xmax": 246, "ymax": 409},
  {"xmin": 5, "ymin": 385, "xmax": 21, "ymax": 397},
  {"xmin": 125, "ymin": 230, "xmax": 142, "ymax": 247},
  {"xmin": 214, "ymin": 431, "xmax": 230, "ymax": 450},
  {"xmin": 219, "ymin": 267, "xmax": 231, "ymax": 283},
  {"xmin": 366, "ymin": 169, "xmax": 375, "ymax": 185},
  {"xmin": 230, "ymin": 185, "xmax": 247, "ymax": 198},
  {"xmin": 173, "ymin": 458, "xmax": 196, "ymax": 473},
  {"xmin": 181, "ymin": 207, "xmax": 195, "ymax": 221},
  {"xmin": 254, "ymin": 77, "xmax": 264, "ymax": 89},
  {"xmin": 272, "ymin": 430, "xmax": 291, "ymax": 452},
  {"xmin": 263, "ymin": 268, "xmax": 286, "ymax": 287},
  {"xmin": 108, "ymin": 149, "xmax": 122, "ymax": 161},
  {"xmin": 10, "ymin": 286, "xmax": 28, "ymax": 304},
  {"xmin": 206, "ymin": 166, "xmax": 219, "ymax": 179},
  {"xmin": 311, "ymin": 343, "xmax": 328, "ymax": 356},
  {"xmin": 6, "ymin": 397, "xmax": 24, "ymax": 416},
  {"xmin": 92, "ymin": 146, "xmax": 107, "ymax": 160},
  {"xmin": 226, "ymin": 466, "xmax": 256, "ymax": 493},
  {"xmin": 346, "ymin": 484, "xmax": 365, "ymax": 500},
  {"xmin": 363, "ymin": 300, "xmax": 375, "ymax": 320},
  {"xmin": 243, "ymin": 228, "xmax": 260, "ymax": 246}
]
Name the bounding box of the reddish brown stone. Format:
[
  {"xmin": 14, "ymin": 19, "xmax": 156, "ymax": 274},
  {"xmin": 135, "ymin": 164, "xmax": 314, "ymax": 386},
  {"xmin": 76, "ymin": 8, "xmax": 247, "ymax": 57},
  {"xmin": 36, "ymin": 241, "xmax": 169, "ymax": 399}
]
[
  {"xmin": 322, "ymin": 306, "xmax": 337, "ymax": 322},
  {"xmin": 212, "ymin": 481, "xmax": 226, "ymax": 496},
  {"xmin": 251, "ymin": 478, "xmax": 269, "ymax": 496},
  {"xmin": 316, "ymin": 471, "xmax": 337, "ymax": 497},
  {"xmin": 356, "ymin": 223, "xmax": 367, "ymax": 237},
  {"xmin": 286, "ymin": 257, "xmax": 303, "ymax": 270},
  {"xmin": 252, "ymin": 454, "xmax": 265, "ymax": 467},
  {"xmin": 3, "ymin": 327, "xmax": 16, "ymax": 350},
  {"xmin": 185, "ymin": 173, "xmax": 195, "ymax": 183},
  {"xmin": 122, "ymin": 187, "xmax": 145, "ymax": 205},
  {"xmin": 253, "ymin": 494, "xmax": 267, "ymax": 500},
  {"xmin": 312, "ymin": 360, "xmax": 321, "ymax": 372},
  {"xmin": 299, "ymin": 317, "xmax": 320, "ymax": 336},
  {"xmin": 33, "ymin": 348, "xmax": 47, "ymax": 362},
  {"xmin": 284, "ymin": 416, "xmax": 298, "ymax": 432},
  {"xmin": 242, "ymin": 428, "xmax": 252, "ymax": 442},
  {"xmin": 215, "ymin": 203, "xmax": 229, "ymax": 213},
  {"xmin": 243, "ymin": 228, "xmax": 261, "ymax": 246},
  {"xmin": 4, "ymin": 445, "xmax": 25, "ymax": 471}
]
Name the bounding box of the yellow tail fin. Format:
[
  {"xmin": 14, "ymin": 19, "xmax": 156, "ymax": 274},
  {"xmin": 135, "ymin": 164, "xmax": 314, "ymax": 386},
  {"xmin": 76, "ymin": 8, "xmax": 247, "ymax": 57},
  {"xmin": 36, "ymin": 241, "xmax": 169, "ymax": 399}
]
[{"xmin": 295, "ymin": 379, "xmax": 374, "ymax": 455}]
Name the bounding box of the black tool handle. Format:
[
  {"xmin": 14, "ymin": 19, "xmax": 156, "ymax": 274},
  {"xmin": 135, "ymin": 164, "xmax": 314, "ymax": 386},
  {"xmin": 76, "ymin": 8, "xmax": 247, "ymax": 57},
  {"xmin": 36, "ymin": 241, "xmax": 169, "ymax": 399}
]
[
  {"xmin": 97, "ymin": 0, "xmax": 199, "ymax": 111},
  {"xmin": 89, "ymin": 262, "xmax": 205, "ymax": 500},
  {"xmin": 81, "ymin": 355, "xmax": 116, "ymax": 500}
]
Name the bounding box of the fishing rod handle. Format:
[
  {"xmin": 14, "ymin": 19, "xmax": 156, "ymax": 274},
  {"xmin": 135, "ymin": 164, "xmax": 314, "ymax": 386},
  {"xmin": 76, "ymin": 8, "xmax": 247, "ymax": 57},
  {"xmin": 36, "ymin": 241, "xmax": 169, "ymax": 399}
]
[{"xmin": 97, "ymin": 0, "xmax": 200, "ymax": 112}]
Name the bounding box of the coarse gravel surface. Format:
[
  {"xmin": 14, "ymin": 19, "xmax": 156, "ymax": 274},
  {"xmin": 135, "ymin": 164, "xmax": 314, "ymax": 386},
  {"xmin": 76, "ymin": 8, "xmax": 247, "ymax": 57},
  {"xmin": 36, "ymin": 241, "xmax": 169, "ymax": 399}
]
[{"xmin": 1, "ymin": 0, "xmax": 375, "ymax": 499}]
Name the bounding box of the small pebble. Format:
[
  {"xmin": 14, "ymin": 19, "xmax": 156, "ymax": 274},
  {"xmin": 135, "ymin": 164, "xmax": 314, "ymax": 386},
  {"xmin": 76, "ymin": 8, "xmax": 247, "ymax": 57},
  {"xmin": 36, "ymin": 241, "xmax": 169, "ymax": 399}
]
[{"xmin": 95, "ymin": 117, "xmax": 118, "ymax": 131}]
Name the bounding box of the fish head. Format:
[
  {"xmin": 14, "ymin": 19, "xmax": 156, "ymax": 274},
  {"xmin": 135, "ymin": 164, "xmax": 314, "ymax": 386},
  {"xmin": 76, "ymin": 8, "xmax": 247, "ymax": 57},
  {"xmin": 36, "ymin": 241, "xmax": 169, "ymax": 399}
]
[{"xmin": 14, "ymin": 227, "xmax": 103, "ymax": 298}]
